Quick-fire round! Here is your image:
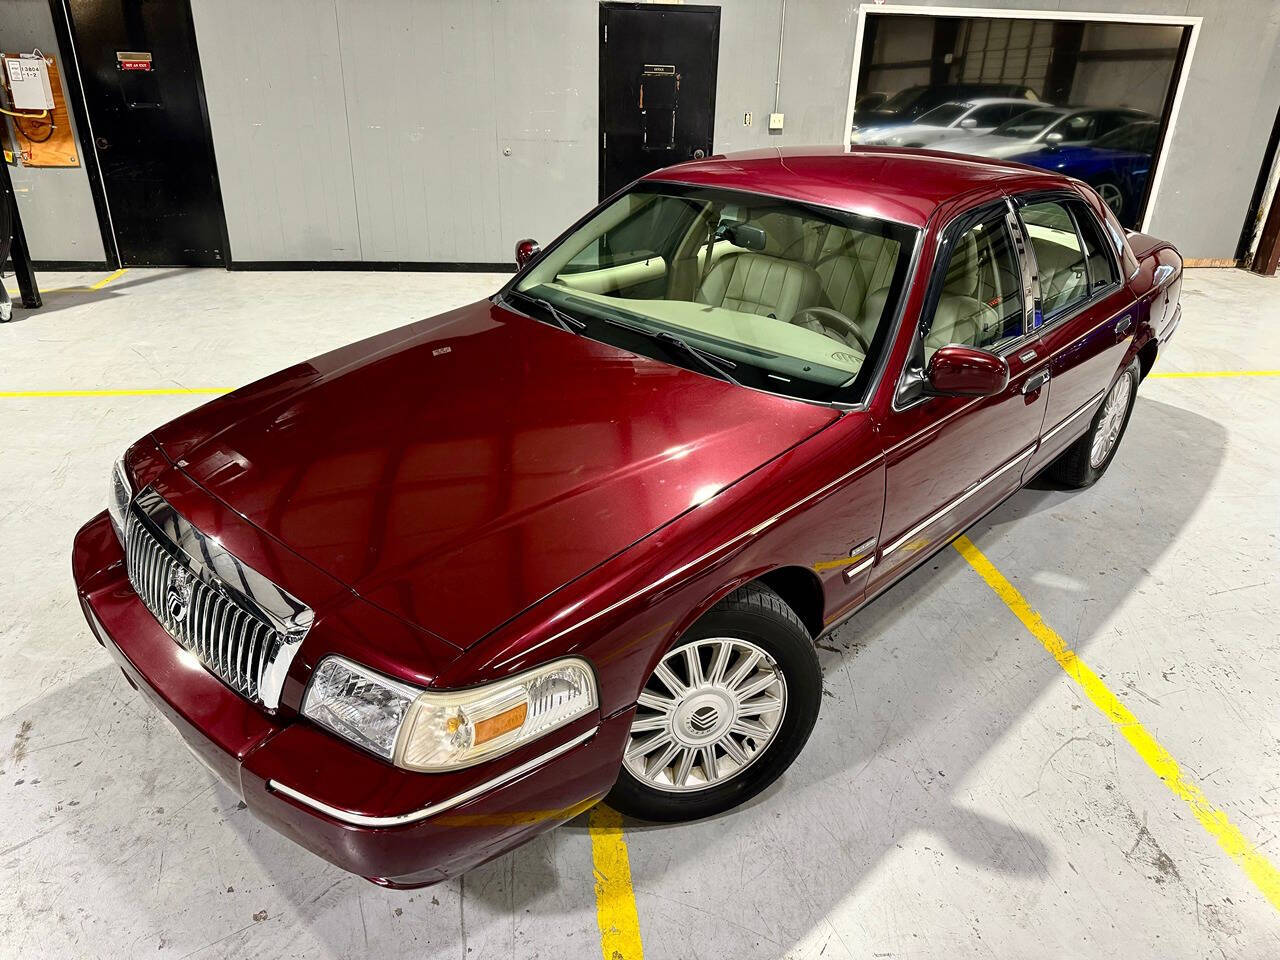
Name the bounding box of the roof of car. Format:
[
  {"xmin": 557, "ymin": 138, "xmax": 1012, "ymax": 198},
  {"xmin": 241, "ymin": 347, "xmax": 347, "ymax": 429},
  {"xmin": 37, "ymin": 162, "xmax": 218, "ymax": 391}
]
[{"xmin": 643, "ymin": 145, "xmax": 1068, "ymax": 229}]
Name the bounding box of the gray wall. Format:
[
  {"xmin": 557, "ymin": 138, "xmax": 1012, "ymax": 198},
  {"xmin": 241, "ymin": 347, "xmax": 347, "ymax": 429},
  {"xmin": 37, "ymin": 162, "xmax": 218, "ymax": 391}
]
[
  {"xmin": 13, "ymin": 0, "xmax": 1280, "ymax": 265},
  {"xmin": 190, "ymin": 0, "xmax": 861, "ymax": 264},
  {"xmin": 0, "ymin": 0, "xmax": 105, "ymax": 263}
]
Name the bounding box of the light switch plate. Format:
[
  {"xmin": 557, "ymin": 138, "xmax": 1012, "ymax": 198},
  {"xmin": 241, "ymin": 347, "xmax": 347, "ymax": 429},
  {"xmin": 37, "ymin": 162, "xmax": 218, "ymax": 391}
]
[{"xmin": 768, "ymin": 112, "xmax": 784, "ymax": 132}]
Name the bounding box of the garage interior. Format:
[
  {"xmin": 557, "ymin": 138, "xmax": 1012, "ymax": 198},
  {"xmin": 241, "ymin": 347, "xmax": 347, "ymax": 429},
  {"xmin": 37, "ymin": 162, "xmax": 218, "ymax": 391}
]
[{"xmin": 3, "ymin": 1, "xmax": 1280, "ymax": 958}]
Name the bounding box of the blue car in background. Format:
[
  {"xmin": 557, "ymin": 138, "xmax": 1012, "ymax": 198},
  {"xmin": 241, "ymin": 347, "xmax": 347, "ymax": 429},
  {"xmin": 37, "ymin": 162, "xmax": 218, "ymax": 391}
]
[{"xmin": 1009, "ymin": 120, "xmax": 1159, "ymax": 226}]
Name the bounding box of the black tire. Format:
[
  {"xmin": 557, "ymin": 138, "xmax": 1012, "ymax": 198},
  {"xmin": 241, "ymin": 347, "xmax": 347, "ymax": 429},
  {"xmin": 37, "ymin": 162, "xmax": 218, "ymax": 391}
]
[
  {"xmin": 606, "ymin": 583, "xmax": 822, "ymax": 822},
  {"xmin": 1047, "ymin": 359, "xmax": 1139, "ymax": 488}
]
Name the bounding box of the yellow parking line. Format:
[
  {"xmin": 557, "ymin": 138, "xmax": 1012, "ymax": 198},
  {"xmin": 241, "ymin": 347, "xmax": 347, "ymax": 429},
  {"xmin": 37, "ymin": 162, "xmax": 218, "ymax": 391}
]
[
  {"xmin": 89, "ymin": 267, "xmax": 129, "ymax": 290},
  {"xmin": 590, "ymin": 804, "xmax": 644, "ymax": 959},
  {"xmin": 0, "ymin": 388, "xmax": 232, "ymax": 398},
  {"xmin": 3, "ymin": 267, "xmax": 129, "ymax": 297},
  {"xmin": 1149, "ymin": 370, "xmax": 1280, "ymax": 379},
  {"xmin": 953, "ymin": 535, "xmax": 1280, "ymax": 911}
]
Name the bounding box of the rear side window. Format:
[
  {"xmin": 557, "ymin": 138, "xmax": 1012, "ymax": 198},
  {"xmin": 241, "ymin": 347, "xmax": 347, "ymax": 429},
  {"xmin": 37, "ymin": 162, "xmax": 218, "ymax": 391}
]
[
  {"xmin": 1071, "ymin": 202, "xmax": 1119, "ymax": 291},
  {"xmin": 1020, "ymin": 198, "xmax": 1118, "ymax": 319}
]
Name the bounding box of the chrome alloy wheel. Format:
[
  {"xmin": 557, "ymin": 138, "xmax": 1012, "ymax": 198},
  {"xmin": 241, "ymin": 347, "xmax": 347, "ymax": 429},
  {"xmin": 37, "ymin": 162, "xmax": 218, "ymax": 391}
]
[
  {"xmin": 1090, "ymin": 371, "xmax": 1134, "ymax": 468},
  {"xmin": 623, "ymin": 638, "xmax": 788, "ymax": 793}
]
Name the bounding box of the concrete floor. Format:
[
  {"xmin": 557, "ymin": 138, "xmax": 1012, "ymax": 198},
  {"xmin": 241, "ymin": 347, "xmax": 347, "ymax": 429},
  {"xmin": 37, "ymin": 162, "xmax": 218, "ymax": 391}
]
[{"xmin": 1, "ymin": 266, "xmax": 1278, "ymax": 958}]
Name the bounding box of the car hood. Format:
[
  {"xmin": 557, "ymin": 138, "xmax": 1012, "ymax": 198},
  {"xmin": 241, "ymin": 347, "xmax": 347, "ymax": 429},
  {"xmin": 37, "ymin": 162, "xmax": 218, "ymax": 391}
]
[{"xmin": 153, "ymin": 298, "xmax": 839, "ymax": 647}]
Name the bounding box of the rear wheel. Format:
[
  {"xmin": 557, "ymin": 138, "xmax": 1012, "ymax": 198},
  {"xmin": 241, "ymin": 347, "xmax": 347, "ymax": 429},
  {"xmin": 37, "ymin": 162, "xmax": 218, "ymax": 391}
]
[
  {"xmin": 606, "ymin": 584, "xmax": 822, "ymax": 822},
  {"xmin": 1047, "ymin": 359, "xmax": 1139, "ymax": 488}
]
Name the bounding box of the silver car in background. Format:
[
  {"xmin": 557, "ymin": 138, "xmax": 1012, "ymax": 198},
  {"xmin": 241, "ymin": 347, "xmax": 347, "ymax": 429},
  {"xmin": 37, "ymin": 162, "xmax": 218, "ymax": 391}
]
[
  {"xmin": 853, "ymin": 98, "xmax": 1036, "ymax": 147},
  {"xmin": 932, "ymin": 105, "xmax": 1152, "ymax": 160}
]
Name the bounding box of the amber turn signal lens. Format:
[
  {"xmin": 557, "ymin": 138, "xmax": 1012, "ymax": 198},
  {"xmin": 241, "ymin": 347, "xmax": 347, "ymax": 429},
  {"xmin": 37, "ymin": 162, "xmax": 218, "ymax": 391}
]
[{"xmin": 473, "ymin": 703, "xmax": 528, "ymax": 745}]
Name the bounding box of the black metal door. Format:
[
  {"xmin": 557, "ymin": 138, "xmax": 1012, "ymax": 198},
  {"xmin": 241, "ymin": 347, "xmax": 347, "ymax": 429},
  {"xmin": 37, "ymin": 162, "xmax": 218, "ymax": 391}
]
[
  {"xmin": 62, "ymin": 0, "xmax": 226, "ymax": 266},
  {"xmin": 599, "ymin": 2, "xmax": 719, "ymax": 200}
]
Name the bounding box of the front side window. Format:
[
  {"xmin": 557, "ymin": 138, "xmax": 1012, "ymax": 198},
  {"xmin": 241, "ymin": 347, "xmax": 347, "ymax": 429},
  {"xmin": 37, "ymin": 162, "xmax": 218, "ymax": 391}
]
[
  {"xmin": 991, "ymin": 108, "xmax": 1065, "ymax": 139},
  {"xmin": 1052, "ymin": 113, "xmax": 1099, "ymax": 143},
  {"xmin": 1020, "ymin": 200, "xmax": 1091, "ymax": 317},
  {"xmin": 923, "ymin": 216, "xmax": 1024, "ymax": 356},
  {"xmin": 512, "ymin": 183, "xmax": 918, "ymax": 403}
]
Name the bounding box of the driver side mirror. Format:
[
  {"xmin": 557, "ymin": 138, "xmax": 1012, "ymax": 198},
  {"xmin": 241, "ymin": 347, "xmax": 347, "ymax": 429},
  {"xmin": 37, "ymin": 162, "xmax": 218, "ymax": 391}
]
[
  {"xmin": 958, "ymin": 117, "xmax": 978, "ymax": 129},
  {"xmin": 1044, "ymin": 131, "xmax": 1064, "ymax": 146},
  {"xmin": 925, "ymin": 345, "xmax": 1009, "ymax": 397},
  {"xmin": 515, "ymin": 238, "xmax": 540, "ymax": 269}
]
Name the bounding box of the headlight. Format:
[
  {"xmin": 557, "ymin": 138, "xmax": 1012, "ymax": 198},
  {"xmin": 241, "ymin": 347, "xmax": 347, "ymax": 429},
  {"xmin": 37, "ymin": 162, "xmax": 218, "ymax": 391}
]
[
  {"xmin": 107, "ymin": 457, "xmax": 132, "ymax": 545},
  {"xmin": 302, "ymin": 655, "xmax": 597, "ymax": 771}
]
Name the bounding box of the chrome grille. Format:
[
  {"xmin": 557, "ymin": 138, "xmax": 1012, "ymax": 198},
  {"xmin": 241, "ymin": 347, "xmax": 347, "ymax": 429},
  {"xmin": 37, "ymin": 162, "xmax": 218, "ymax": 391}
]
[{"xmin": 123, "ymin": 487, "xmax": 313, "ymax": 709}]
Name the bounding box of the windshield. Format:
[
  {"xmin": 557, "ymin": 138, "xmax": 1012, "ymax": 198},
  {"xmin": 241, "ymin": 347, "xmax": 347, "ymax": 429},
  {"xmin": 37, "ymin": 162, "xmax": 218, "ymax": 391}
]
[
  {"xmin": 1093, "ymin": 121, "xmax": 1159, "ymax": 153},
  {"xmin": 512, "ymin": 182, "xmax": 916, "ymax": 403},
  {"xmin": 916, "ymin": 103, "xmax": 968, "ymax": 127},
  {"xmin": 991, "ymin": 108, "xmax": 1064, "ymax": 138},
  {"xmin": 881, "ymin": 87, "xmax": 926, "ymax": 113}
]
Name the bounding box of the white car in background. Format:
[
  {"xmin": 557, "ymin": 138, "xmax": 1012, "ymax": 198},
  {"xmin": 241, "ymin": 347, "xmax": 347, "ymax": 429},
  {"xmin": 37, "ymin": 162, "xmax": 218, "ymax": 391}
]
[
  {"xmin": 932, "ymin": 105, "xmax": 1153, "ymax": 160},
  {"xmin": 853, "ymin": 98, "xmax": 1037, "ymax": 147}
]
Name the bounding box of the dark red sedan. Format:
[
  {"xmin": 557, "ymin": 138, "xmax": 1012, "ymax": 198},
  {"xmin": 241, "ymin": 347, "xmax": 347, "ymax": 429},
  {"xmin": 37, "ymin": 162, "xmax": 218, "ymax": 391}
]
[{"xmin": 73, "ymin": 147, "xmax": 1182, "ymax": 887}]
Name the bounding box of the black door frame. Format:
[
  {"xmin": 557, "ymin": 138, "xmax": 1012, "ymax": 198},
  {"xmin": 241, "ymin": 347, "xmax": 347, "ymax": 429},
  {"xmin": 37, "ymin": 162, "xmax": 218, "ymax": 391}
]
[
  {"xmin": 598, "ymin": 1, "xmax": 721, "ymax": 202},
  {"xmin": 47, "ymin": 0, "xmax": 231, "ymax": 269}
]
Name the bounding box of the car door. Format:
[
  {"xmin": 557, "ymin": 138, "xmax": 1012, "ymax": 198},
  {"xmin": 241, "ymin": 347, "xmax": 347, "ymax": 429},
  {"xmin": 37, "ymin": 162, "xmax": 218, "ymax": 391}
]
[
  {"xmin": 1017, "ymin": 191, "xmax": 1134, "ymax": 476},
  {"xmin": 868, "ymin": 200, "xmax": 1047, "ymax": 594}
]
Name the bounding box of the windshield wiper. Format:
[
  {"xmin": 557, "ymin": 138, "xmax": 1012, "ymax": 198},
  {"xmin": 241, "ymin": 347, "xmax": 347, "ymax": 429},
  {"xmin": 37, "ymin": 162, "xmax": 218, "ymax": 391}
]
[
  {"xmin": 604, "ymin": 317, "xmax": 741, "ymax": 386},
  {"xmin": 527, "ymin": 296, "xmax": 585, "ymax": 335}
]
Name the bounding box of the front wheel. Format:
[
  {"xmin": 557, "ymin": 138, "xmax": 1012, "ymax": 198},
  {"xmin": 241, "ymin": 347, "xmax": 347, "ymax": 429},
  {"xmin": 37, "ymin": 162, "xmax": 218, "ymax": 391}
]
[
  {"xmin": 1047, "ymin": 359, "xmax": 1139, "ymax": 488},
  {"xmin": 606, "ymin": 584, "xmax": 822, "ymax": 822}
]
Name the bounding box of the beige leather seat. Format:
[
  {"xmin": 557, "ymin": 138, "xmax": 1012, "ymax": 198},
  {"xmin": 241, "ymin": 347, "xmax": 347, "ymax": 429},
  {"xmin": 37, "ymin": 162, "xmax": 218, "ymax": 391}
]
[
  {"xmin": 815, "ymin": 228, "xmax": 899, "ymax": 321},
  {"xmin": 1031, "ymin": 238, "xmax": 1087, "ymax": 315},
  {"xmin": 925, "ymin": 231, "xmax": 999, "ymax": 352},
  {"xmin": 696, "ymin": 252, "xmax": 820, "ymax": 323}
]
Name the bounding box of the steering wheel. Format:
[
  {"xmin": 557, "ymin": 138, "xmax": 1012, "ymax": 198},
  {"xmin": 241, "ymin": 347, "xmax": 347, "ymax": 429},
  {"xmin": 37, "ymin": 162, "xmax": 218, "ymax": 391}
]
[{"xmin": 789, "ymin": 306, "xmax": 871, "ymax": 353}]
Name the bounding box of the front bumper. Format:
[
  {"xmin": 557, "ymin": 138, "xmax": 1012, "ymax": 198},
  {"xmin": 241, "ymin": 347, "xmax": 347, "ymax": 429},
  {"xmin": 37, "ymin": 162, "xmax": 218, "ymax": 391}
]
[{"xmin": 72, "ymin": 511, "xmax": 630, "ymax": 887}]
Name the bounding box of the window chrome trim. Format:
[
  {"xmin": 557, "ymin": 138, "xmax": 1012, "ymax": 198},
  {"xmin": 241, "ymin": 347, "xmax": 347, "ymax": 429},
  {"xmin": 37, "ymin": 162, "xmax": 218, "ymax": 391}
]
[
  {"xmin": 266, "ymin": 726, "xmax": 600, "ymax": 828},
  {"xmin": 882, "ymin": 444, "xmax": 1036, "ymax": 558}
]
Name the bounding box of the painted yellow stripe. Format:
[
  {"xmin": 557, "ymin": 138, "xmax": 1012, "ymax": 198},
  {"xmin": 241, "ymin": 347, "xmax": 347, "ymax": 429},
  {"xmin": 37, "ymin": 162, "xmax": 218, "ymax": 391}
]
[
  {"xmin": 813, "ymin": 554, "xmax": 868, "ymax": 573},
  {"xmin": 3, "ymin": 267, "xmax": 129, "ymax": 297},
  {"xmin": 0, "ymin": 388, "xmax": 232, "ymax": 398},
  {"xmin": 1149, "ymin": 370, "xmax": 1280, "ymax": 379},
  {"xmin": 89, "ymin": 267, "xmax": 129, "ymax": 290},
  {"xmin": 590, "ymin": 804, "xmax": 644, "ymax": 959},
  {"xmin": 953, "ymin": 535, "xmax": 1280, "ymax": 911}
]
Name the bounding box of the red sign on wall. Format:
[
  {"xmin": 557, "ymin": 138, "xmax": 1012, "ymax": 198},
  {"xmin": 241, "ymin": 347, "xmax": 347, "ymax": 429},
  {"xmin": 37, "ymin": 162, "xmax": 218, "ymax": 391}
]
[{"xmin": 116, "ymin": 51, "xmax": 152, "ymax": 72}]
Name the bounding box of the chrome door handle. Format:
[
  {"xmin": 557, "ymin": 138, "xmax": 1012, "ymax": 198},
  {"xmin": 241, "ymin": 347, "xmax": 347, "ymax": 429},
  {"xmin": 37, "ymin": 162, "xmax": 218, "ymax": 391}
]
[
  {"xmin": 1022, "ymin": 370, "xmax": 1050, "ymax": 395},
  {"xmin": 1115, "ymin": 314, "xmax": 1133, "ymax": 337}
]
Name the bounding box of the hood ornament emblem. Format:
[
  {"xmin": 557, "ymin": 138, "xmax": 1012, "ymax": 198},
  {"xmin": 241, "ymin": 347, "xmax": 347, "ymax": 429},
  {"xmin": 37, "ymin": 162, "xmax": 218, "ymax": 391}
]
[{"xmin": 165, "ymin": 566, "xmax": 195, "ymax": 623}]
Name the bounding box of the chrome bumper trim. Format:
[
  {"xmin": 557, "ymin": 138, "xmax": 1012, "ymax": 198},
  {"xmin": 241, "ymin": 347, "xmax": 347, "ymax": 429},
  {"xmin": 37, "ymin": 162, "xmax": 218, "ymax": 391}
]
[{"xmin": 266, "ymin": 726, "xmax": 600, "ymax": 828}]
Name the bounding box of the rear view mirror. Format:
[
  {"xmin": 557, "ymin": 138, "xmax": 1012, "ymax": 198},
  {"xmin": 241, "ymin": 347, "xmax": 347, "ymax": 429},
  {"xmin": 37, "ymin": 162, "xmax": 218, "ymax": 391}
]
[
  {"xmin": 958, "ymin": 117, "xmax": 978, "ymax": 129},
  {"xmin": 925, "ymin": 345, "xmax": 1009, "ymax": 397},
  {"xmin": 515, "ymin": 238, "xmax": 540, "ymax": 269}
]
